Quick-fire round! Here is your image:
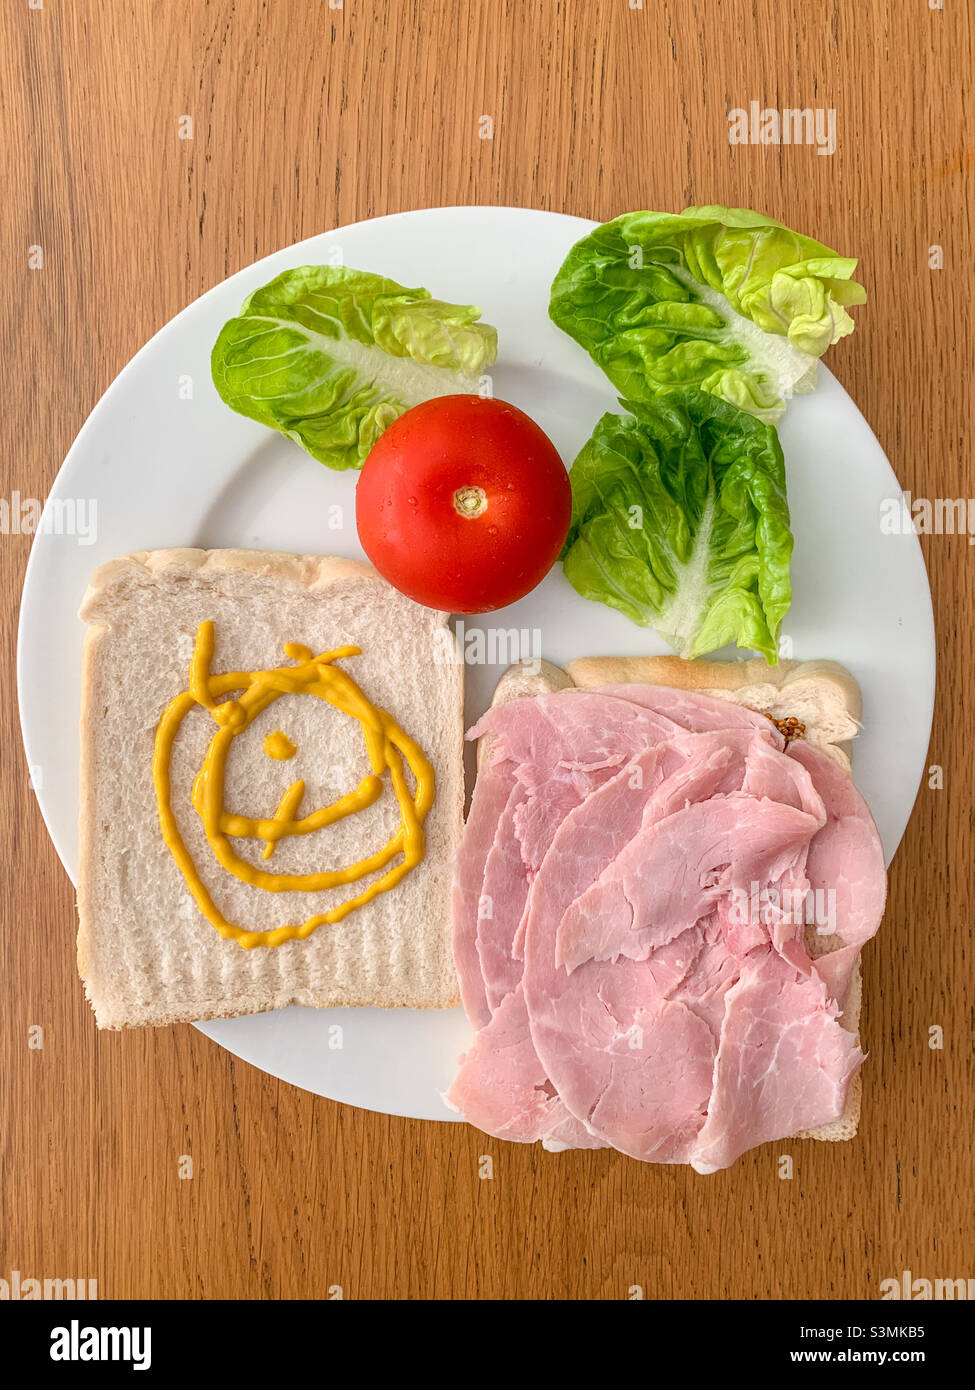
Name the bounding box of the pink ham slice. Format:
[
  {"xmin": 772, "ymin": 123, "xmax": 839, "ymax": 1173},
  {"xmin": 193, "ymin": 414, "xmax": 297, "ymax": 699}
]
[
  {"xmin": 450, "ymin": 755, "xmax": 512, "ymax": 1030},
  {"xmin": 557, "ymin": 793, "xmax": 822, "ymax": 974},
  {"xmin": 597, "ymin": 684, "xmax": 786, "ymax": 740},
  {"xmin": 556, "ymin": 725, "xmax": 826, "ymax": 975},
  {"xmin": 788, "ymin": 742, "xmax": 888, "ymax": 1011},
  {"xmin": 522, "ymin": 744, "xmax": 835, "ymax": 1164},
  {"xmin": 442, "ymin": 986, "xmax": 586, "ymax": 1145},
  {"xmin": 467, "ymin": 693, "xmax": 785, "ymax": 994},
  {"xmin": 688, "ymin": 949, "xmax": 864, "ymax": 1174},
  {"xmin": 448, "ymin": 683, "xmax": 887, "ymax": 1170},
  {"xmin": 477, "ymin": 783, "xmax": 532, "ymax": 1010},
  {"xmin": 458, "ymin": 691, "xmax": 696, "ymax": 1029},
  {"xmin": 448, "ymin": 698, "xmax": 787, "ymax": 1149},
  {"xmin": 469, "ymin": 689, "xmax": 685, "ymax": 783},
  {"xmin": 446, "ymin": 695, "xmax": 700, "ymax": 1148},
  {"xmin": 450, "ymin": 733, "xmax": 770, "ymax": 1151},
  {"xmin": 442, "ymin": 983, "xmax": 607, "ymax": 1150}
]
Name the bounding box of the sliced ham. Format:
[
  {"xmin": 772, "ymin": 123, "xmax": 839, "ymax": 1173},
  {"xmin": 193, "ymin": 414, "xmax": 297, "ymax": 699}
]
[
  {"xmin": 461, "ymin": 691, "xmax": 707, "ymax": 1032},
  {"xmin": 468, "ymin": 689, "xmax": 688, "ymax": 783},
  {"xmin": 447, "ymin": 699, "xmax": 697, "ymax": 1147},
  {"xmin": 477, "ymin": 783, "xmax": 531, "ymax": 1009},
  {"xmin": 596, "ymin": 684, "xmax": 785, "ymax": 741},
  {"xmin": 522, "ymin": 755, "xmax": 721, "ymax": 1162},
  {"xmin": 448, "ymin": 682, "xmax": 887, "ymax": 1171},
  {"xmin": 789, "ymin": 741, "xmax": 888, "ymax": 1010},
  {"xmin": 450, "ymin": 754, "xmax": 512, "ymax": 1030},
  {"xmin": 443, "ymin": 983, "xmax": 605, "ymax": 1150},
  {"xmin": 557, "ymin": 792, "xmax": 822, "ymax": 974},
  {"xmin": 688, "ymin": 949, "xmax": 864, "ymax": 1174}
]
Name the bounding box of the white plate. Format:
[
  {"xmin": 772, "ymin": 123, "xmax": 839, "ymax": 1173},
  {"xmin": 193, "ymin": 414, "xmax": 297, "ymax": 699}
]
[{"xmin": 18, "ymin": 207, "xmax": 935, "ymax": 1121}]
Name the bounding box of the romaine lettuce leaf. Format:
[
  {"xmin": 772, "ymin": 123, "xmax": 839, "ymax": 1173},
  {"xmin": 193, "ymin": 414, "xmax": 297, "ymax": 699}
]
[
  {"xmin": 211, "ymin": 266, "xmax": 498, "ymax": 469},
  {"xmin": 550, "ymin": 207, "xmax": 865, "ymax": 423},
  {"xmin": 561, "ymin": 389, "xmax": 792, "ymax": 661}
]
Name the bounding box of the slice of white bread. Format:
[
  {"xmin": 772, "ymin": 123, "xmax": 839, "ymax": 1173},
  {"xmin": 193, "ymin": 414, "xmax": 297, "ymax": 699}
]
[
  {"xmin": 78, "ymin": 549, "xmax": 464, "ymax": 1028},
  {"xmin": 485, "ymin": 654, "xmax": 868, "ymax": 1144}
]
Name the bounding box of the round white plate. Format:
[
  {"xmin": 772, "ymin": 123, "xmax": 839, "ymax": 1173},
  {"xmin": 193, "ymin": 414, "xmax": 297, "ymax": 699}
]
[{"xmin": 18, "ymin": 207, "xmax": 935, "ymax": 1121}]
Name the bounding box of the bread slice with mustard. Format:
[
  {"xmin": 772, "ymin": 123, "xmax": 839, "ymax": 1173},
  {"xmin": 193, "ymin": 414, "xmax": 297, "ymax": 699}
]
[{"xmin": 77, "ymin": 549, "xmax": 464, "ymax": 1028}]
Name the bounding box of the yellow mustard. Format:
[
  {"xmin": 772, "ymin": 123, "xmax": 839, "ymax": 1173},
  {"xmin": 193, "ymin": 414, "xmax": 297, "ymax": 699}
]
[
  {"xmin": 263, "ymin": 730, "xmax": 297, "ymax": 760},
  {"xmin": 153, "ymin": 620, "xmax": 434, "ymax": 948}
]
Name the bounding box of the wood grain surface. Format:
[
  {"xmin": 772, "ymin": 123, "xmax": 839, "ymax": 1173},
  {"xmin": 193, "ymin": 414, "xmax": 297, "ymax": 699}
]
[{"xmin": 1, "ymin": 0, "xmax": 971, "ymax": 1301}]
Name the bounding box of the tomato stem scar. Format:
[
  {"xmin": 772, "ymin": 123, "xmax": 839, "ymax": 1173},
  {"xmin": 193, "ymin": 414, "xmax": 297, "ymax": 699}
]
[{"xmin": 453, "ymin": 485, "xmax": 488, "ymax": 519}]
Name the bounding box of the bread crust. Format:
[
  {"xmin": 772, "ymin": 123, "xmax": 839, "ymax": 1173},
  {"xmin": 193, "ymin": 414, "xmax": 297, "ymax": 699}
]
[
  {"xmin": 79, "ymin": 548, "xmax": 383, "ymax": 623},
  {"xmin": 76, "ymin": 624, "xmax": 105, "ymax": 992},
  {"xmin": 487, "ymin": 654, "xmax": 869, "ymax": 1146},
  {"xmin": 565, "ymin": 653, "xmax": 863, "ymax": 722}
]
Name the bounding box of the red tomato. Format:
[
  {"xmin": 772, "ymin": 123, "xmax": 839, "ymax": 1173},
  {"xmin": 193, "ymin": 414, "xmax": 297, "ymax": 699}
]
[{"xmin": 355, "ymin": 395, "xmax": 571, "ymax": 613}]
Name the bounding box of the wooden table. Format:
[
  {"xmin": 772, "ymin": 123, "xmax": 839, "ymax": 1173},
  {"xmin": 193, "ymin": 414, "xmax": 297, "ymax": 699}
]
[{"xmin": 2, "ymin": 0, "xmax": 971, "ymax": 1301}]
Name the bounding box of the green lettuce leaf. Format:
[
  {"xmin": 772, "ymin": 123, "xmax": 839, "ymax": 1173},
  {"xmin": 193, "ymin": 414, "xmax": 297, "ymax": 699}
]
[
  {"xmin": 211, "ymin": 266, "xmax": 498, "ymax": 469},
  {"xmin": 561, "ymin": 389, "xmax": 792, "ymax": 661},
  {"xmin": 550, "ymin": 207, "xmax": 865, "ymax": 423}
]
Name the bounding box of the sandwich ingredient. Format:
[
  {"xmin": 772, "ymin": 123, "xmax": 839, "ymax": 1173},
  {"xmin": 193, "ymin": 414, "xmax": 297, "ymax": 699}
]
[
  {"xmin": 560, "ymin": 390, "xmax": 792, "ymax": 662},
  {"xmin": 78, "ymin": 549, "xmax": 464, "ymax": 1025},
  {"xmin": 154, "ymin": 620, "xmax": 435, "ymax": 948},
  {"xmin": 263, "ymin": 730, "xmax": 297, "ymax": 760},
  {"xmin": 211, "ymin": 266, "xmax": 498, "ymax": 470},
  {"xmin": 356, "ymin": 395, "xmax": 571, "ymax": 613},
  {"xmin": 549, "ymin": 205, "xmax": 865, "ymax": 423},
  {"xmin": 449, "ymin": 685, "xmax": 790, "ymax": 1151},
  {"xmin": 446, "ymin": 685, "xmax": 886, "ymax": 1171}
]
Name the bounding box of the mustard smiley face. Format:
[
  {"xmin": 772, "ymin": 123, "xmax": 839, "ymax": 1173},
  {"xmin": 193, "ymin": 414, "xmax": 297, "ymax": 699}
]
[{"xmin": 153, "ymin": 621, "xmax": 434, "ymax": 948}]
